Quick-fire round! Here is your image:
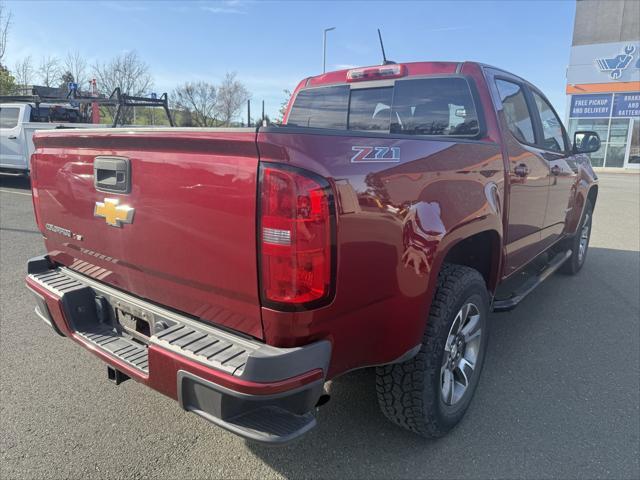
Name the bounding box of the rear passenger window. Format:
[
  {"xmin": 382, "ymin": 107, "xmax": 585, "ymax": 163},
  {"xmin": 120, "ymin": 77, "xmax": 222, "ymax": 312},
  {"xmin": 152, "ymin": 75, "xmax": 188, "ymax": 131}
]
[
  {"xmin": 532, "ymin": 91, "xmax": 567, "ymax": 152},
  {"xmin": 348, "ymin": 87, "xmax": 393, "ymax": 132},
  {"xmin": 390, "ymin": 78, "xmax": 480, "ymax": 136},
  {"xmin": 286, "ymin": 76, "xmax": 481, "ymax": 137},
  {"xmin": 495, "ymin": 79, "xmax": 535, "ymax": 144},
  {"xmin": 0, "ymin": 107, "xmax": 19, "ymax": 129},
  {"xmin": 287, "ymin": 85, "xmax": 349, "ymax": 129}
]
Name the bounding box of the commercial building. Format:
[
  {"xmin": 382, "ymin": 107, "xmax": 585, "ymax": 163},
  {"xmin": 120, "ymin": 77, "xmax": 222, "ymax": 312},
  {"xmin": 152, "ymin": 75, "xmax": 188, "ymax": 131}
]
[{"xmin": 566, "ymin": 0, "xmax": 639, "ymax": 169}]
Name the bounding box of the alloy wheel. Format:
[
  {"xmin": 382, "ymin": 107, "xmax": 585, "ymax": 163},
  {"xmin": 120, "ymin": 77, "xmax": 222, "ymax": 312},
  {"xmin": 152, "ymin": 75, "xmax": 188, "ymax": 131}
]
[
  {"xmin": 578, "ymin": 212, "xmax": 591, "ymax": 264},
  {"xmin": 440, "ymin": 303, "xmax": 482, "ymax": 406}
]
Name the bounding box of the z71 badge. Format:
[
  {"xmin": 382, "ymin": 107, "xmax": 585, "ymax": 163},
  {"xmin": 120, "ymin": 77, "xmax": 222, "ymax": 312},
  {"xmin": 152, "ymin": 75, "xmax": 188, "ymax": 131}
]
[{"xmin": 351, "ymin": 146, "xmax": 400, "ymax": 163}]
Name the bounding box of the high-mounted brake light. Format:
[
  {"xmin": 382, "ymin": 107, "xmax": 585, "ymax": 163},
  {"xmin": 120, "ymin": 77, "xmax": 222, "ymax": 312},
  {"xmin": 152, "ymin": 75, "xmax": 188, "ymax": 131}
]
[
  {"xmin": 346, "ymin": 64, "xmax": 407, "ymax": 82},
  {"xmin": 259, "ymin": 163, "xmax": 335, "ymax": 308}
]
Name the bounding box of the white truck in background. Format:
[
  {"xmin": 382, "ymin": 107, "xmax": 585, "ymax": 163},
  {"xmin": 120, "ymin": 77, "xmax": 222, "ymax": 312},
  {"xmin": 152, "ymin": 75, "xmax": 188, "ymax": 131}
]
[
  {"xmin": 1, "ymin": 89, "xmax": 174, "ymax": 175},
  {"xmin": 0, "ymin": 103, "xmax": 106, "ymax": 175}
]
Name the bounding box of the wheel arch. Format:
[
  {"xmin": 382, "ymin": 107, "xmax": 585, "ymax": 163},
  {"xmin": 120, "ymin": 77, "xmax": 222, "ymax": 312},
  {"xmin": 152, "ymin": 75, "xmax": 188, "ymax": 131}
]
[
  {"xmin": 587, "ymin": 184, "xmax": 598, "ymax": 209},
  {"xmin": 436, "ymin": 228, "xmax": 502, "ymax": 295}
]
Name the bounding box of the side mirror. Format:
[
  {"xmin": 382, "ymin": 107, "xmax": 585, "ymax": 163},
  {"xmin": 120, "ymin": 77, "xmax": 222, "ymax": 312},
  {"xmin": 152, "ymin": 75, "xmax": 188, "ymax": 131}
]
[{"xmin": 573, "ymin": 131, "xmax": 601, "ymax": 154}]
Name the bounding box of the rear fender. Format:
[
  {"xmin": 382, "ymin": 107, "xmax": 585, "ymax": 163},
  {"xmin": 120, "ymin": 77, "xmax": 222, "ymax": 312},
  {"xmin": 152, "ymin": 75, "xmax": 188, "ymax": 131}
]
[
  {"xmin": 565, "ymin": 162, "xmax": 598, "ymax": 235},
  {"xmin": 432, "ymin": 225, "xmax": 503, "ymax": 294}
]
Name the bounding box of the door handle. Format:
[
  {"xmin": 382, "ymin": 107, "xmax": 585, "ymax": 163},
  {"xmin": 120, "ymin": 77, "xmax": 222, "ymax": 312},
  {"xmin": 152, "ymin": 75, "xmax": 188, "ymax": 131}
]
[
  {"xmin": 551, "ymin": 165, "xmax": 561, "ymax": 176},
  {"xmin": 514, "ymin": 163, "xmax": 529, "ymax": 177},
  {"xmin": 8, "ymin": 135, "xmax": 17, "ymax": 139}
]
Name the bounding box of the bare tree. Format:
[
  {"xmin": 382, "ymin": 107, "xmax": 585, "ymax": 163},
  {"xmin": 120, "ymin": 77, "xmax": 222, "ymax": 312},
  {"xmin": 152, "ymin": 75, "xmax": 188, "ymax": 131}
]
[
  {"xmin": 13, "ymin": 55, "xmax": 33, "ymax": 88},
  {"xmin": 0, "ymin": 3, "xmax": 11, "ymax": 65},
  {"xmin": 92, "ymin": 50, "xmax": 152, "ymax": 96},
  {"xmin": 38, "ymin": 55, "xmax": 61, "ymax": 87},
  {"xmin": 172, "ymin": 81, "xmax": 217, "ymax": 127},
  {"xmin": 62, "ymin": 50, "xmax": 88, "ymax": 90},
  {"xmin": 93, "ymin": 51, "xmax": 153, "ymax": 124},
  {"xmin": 215, "ymin": 72, "xmax": 250, "ymax": 126}
]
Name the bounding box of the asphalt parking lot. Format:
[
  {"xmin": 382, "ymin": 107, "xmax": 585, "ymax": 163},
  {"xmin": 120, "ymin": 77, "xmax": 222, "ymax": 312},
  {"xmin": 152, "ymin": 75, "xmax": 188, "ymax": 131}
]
[{"xmin": 1, "ymin": 173, "xmax": 638, "ymax": 480}]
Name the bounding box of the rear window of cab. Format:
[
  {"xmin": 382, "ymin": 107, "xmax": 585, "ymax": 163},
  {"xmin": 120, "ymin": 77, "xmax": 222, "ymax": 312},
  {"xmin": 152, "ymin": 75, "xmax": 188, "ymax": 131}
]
[{"xmin": 286, "ymin": 77, "xmax": 481, "ymax": 137}]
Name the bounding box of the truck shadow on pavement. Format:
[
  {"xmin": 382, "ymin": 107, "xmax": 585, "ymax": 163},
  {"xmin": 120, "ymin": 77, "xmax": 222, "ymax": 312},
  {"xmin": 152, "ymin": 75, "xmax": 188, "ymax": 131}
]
[
  {"xmin": 0, "ymin": 174, "xmax": 31, "ymax": 190},
  {"xmin": 246, "ymin": 246, "xmax": 640, "ymax": 479}
]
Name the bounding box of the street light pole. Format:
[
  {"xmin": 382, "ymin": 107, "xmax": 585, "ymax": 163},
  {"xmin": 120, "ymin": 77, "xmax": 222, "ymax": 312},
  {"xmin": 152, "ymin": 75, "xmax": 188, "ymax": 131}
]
[{"xmin": 323, "ymin": 27, "xmax": 336, "ymax": 73}]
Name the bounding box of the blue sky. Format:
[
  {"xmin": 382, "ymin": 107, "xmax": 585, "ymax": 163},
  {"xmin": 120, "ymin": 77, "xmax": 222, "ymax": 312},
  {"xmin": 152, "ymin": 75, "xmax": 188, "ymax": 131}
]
[{"xmin": 5, "ymin": 0, "xmax": 576, "ymax": 119}]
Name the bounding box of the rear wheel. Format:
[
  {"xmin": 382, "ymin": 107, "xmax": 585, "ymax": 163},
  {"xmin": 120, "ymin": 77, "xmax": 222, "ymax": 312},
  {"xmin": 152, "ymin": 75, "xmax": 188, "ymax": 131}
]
[
  {"xmin": 561, "ymin": 199, "xmax": 593, "ymax": 275},
  {"xmin": 375, "ymin": 264, "xmax": 489, "ymax": 438}
]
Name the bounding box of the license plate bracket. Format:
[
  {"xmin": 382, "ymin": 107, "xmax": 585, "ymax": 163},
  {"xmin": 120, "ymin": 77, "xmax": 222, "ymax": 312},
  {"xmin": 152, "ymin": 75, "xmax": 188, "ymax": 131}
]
[{"xmin": 114, "ymin": 301, "xmax": 152, "ymax": 342}]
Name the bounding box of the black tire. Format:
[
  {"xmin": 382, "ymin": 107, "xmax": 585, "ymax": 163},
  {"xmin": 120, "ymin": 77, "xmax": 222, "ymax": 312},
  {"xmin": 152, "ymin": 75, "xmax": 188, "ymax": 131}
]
[
  {"xmin": 375, "ymin": 264, "xmax": 489, "ymax": 438},
  {"xmin": 560, "ymin": 199, "xmax": 593, "ymax": 275}
]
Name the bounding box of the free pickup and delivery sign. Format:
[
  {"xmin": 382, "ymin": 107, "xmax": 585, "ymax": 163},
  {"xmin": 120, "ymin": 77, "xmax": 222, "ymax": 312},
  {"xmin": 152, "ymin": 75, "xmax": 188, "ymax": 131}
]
[
  {"xmin": 570, "ymin": 92, "xmax": 640, "ymax": 118},
  {"xmin": 569, "ymin": 94, "xmax": 612, "ymax": 118}
]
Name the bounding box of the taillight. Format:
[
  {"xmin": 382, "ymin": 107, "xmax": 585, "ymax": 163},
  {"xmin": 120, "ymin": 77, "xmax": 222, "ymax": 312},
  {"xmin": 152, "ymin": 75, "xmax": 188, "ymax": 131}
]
[{"xmin": 259, "ymin": 163, "xmax": 335, "ymax": 309}]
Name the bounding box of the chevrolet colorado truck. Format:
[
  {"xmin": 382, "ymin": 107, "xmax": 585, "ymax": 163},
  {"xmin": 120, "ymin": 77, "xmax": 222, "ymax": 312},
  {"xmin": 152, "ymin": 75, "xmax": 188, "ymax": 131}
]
[{"xmin": 26, "ymin": 61, "xmax": 600, "ymax": 444}]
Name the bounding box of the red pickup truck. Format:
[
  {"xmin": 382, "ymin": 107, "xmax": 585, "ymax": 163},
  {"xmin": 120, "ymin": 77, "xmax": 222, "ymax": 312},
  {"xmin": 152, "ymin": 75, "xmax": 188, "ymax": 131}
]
[{"xmin": 27, "ymin": 61, "xmax": 600, "ymax": 444}]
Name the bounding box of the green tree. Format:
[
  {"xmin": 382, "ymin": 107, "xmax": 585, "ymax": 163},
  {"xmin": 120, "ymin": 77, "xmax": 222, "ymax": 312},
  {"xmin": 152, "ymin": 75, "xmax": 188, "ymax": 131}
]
[
  {"xmin": 0, "ymin": 63, "xmax": 16, "ymax": 94},
  {"xmin": 59, "ymin": 71, "xmax": 74, "ymax": 90},
  {"xmin": 252, "ymin": 113, "xmax": 271, "ymax": 126},
  {"xmin": 276, "ymin": 89, "xmax": 292, "ymax": 124}
]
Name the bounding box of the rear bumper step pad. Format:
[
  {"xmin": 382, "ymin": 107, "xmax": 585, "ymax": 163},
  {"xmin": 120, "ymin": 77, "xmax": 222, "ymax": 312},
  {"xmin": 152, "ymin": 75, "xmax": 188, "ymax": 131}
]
[{"xmin": 29, "ymin": 269, "xmax": 150, "ymax": 373}]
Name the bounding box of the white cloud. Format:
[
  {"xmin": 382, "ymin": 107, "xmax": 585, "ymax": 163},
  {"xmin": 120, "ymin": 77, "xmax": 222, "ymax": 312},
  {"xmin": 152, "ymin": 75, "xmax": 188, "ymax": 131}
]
[
  {"xmin": 200, "ymin": 0, "xmax": 248, "ymax": 15},
  {"xmin": 345, "ymin": 43, "xmax": 371, "ymax": 56},
  {"xmin": 98, "ymin": 1, "xmax": 150, "ymax": 12},
  {"xmin": 426, "ymin": 26, "xmax": 469, "ymax": 32},
  {"xmin": 332, "ymin": 64, "xmax": 358, "ymax": 70}
]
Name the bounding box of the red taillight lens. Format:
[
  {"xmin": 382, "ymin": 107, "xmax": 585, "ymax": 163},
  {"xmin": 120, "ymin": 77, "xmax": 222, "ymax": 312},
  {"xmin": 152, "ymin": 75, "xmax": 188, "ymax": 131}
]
[{"xmin": 259, "ymin": 163, "xmax": 334, "ymax": 308}]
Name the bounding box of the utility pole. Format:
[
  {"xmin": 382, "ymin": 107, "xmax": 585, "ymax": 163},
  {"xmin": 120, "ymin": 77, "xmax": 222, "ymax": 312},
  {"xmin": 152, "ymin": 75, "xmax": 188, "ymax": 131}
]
[{"xmin": 323, "ymin": 27, "xmax": 336, "ymax": 73}]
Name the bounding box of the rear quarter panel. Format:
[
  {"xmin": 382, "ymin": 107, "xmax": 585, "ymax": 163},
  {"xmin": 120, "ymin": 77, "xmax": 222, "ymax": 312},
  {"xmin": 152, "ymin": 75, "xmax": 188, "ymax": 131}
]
[
  {"xmin": 258, "ymin": 129, "xmax": 505, "ymax": 377},
  {"xmin": 564, "ymin": 155, "xmax": 598, "ymax": 234}
]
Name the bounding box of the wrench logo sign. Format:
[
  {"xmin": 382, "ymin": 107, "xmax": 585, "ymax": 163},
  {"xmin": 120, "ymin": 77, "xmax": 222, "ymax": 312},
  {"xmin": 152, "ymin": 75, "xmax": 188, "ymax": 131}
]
[{"xmin": 596, "ymin": 45, "xmax": 636, "ymax": 80}]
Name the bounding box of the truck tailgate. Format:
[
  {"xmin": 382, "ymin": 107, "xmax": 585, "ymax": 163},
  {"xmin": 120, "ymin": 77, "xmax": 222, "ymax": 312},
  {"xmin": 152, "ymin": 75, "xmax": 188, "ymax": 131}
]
[{"xmin": 31, "ymin": 129, "xmax": 264, "ymax": 340}]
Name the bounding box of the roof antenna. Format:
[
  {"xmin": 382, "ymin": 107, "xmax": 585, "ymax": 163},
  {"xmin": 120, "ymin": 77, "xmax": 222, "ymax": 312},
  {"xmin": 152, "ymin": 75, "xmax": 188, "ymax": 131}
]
[{"xmin": 377, "ymin": 29, "xmax": 396, "ymax": 65}]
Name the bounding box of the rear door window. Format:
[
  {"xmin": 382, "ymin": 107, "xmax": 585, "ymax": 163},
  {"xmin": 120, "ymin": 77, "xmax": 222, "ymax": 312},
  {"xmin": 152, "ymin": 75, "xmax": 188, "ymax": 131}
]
[
  {"xmin": 287, "ymin": 85, "xmax": 349, "ymax": 129},
  {"xmin": 287, "ymin": 76, "xmax": 481, "ymax": 138},
  {"xmin": 390, "ymin": 78, "xmax": 480, "ymax": 136},
  {"xmin": 495, "ymin": 79, "xmax": 535, "ymax": 144},
  {"xmin": 0, "ymin": 107, "xmax": 20, "ymax": 129}
]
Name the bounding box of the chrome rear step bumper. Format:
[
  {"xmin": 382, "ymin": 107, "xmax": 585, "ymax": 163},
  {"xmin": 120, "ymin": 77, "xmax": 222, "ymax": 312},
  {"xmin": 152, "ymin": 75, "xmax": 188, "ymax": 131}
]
[{"xmin": 26, "ymin": 255, "xmax": 331, "ymax": 444}]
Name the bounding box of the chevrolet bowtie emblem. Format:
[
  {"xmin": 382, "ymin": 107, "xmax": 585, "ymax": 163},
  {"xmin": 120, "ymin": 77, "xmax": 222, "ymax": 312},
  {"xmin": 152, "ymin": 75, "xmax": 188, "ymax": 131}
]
[{"xmin": 94, "ymin": 198, "xmax": 135, "ymax": 227}]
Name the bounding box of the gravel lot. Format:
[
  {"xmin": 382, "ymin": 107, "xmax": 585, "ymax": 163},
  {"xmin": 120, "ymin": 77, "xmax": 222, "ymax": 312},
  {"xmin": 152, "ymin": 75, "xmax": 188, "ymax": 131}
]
[{"xmin": 1, "ymin": 173, "xmax": 638, "ymax": 480}]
